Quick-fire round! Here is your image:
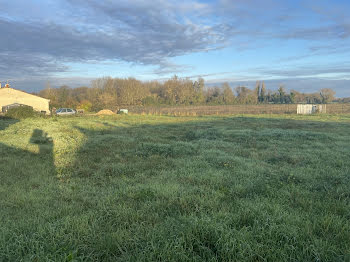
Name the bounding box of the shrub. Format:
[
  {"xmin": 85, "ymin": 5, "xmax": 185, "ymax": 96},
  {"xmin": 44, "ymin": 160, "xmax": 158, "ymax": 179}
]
[{"xmin": 5, "ymin": 106, "xmax": 38, "ymax": 119}]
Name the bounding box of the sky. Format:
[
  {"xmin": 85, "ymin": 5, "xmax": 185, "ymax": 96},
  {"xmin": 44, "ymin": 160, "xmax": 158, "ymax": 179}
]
[{"xmin": 0, "ymin": 0, "xmax": 350, "ymax": 96}]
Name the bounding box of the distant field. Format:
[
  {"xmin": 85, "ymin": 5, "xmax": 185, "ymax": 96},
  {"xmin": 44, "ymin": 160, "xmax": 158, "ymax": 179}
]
[
  {"xmin": 129, "ymin": 103, "xmax": 350, "ymax": 115},
  {"xmin": 1, "ymin": 114, "xmax": 350, "ymax": 261}
]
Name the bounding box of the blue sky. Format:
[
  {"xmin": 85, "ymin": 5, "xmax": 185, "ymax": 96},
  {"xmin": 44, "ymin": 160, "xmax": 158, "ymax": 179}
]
[{"xmin": 0, "ymin": 0, "xmax": 350, "ymax": 96}]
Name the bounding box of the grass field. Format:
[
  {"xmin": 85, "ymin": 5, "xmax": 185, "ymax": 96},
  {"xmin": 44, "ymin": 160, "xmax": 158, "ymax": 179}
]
[{"xmin": 1, "ymin": 114, "xmax": 350, "ymax": 261}]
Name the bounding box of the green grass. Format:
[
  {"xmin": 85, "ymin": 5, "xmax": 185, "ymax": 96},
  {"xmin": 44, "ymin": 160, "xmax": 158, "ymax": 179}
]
[{"xmin": 1, "ymin": 114, "xmax": 350, "ymax": 261}]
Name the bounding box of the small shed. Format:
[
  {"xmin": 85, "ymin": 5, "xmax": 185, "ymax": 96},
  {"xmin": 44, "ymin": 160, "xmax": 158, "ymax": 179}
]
[{"xmin": 297, "ymin": 104, "xmax": 327, "ymax": 114}]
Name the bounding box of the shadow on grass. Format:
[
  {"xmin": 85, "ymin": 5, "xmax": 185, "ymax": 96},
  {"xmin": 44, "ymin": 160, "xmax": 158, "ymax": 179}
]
[
  {"xmin": 69, "ymin": 115, "xmax": 350, "ymax": 176},
  {"xmin": 0, "ymin": 118, "xmax": 55, "ymax": 190},
  {"xmin": 66, "ymin": 116, "xmax": 350, "ymax": 260},
  {"xmin": 0, "ymin": 115, "xmax": 19, "ymax": 131}
]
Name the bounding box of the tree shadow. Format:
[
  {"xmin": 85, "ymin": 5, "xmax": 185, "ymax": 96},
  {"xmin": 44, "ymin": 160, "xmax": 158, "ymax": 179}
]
[
  {"xmin": 0, "ymin": 115, "xmax": 19, "ymax": 131},
  {"xmin": 0, "ymin": 124, "xmax": 56, "ymax": 205},
  {"xmin": 64, "ymin": 115, "xmax": 350, "ymax": 189}
]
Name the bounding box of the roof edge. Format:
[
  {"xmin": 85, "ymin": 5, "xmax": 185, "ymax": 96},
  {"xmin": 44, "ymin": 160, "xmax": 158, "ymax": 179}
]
[{"xmin": 0, "ymin": 87, "xmax": 50, "ymax": 101}]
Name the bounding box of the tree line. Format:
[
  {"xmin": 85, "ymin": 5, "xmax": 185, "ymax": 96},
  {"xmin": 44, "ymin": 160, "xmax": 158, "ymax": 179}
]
[{"xmin": 38, "ymin": 76, "xmax": 338, "ymax": 111}]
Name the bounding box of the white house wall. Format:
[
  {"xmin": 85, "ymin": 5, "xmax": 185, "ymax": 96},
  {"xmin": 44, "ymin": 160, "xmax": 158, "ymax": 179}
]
[{"xmin": 0, "ymin": 88, "xmax": 50, "ymax": 114}]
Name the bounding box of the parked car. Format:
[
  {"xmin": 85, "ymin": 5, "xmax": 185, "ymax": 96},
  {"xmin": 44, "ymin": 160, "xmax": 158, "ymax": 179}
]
[{"xmin": 56, "ymin": 108, "xmax": 76, "ymax": 116}]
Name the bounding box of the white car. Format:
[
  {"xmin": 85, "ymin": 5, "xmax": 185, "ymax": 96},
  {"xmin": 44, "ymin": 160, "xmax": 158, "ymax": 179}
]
[{"xmin": 56, "ymin": 108, "xmax": 76, "ymax": 116}]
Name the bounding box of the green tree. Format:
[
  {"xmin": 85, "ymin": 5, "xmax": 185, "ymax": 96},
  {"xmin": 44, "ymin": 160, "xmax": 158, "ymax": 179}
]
[
  {"xmin": 255, "ymin": 81, "xmax": 261, "ymax": 102},
  {"xmin": 235, "ymin": 86, "xmax": 252, "ymax": 104},
  {"xmin": 222, "ymin": 83, "xmax": 235, "ymax": 104},
  {"xmin": 193, "ymin": 78, "xmax": 205, "ymax": 104},
  {"xmin": 278, "ymin": 86, "xmax": 286, "ymax": 104},
  {"xmin": 289, "ymin": 91, "xmax": 296, "ymax": 104},
  {"xmin": 259, "ymin": 82, "xmax": 266, "ymax": 103}
]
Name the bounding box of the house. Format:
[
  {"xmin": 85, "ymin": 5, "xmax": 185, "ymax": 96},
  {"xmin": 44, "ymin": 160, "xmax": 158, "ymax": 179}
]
[{"xmin": 0, "ymin": 84, "xmax": 50, "ymax": 114}]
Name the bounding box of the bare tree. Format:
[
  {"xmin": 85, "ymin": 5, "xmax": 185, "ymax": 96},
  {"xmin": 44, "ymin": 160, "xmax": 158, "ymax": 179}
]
[{"xmin": 320, "ymin": 88, "xmax": 336, "ymax": 103}]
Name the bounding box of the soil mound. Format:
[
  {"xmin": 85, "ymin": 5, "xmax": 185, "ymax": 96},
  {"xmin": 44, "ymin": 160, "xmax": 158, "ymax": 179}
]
[{"xmin": 96, "ymin": 109, "xmax": 115, "ymax": 115}]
